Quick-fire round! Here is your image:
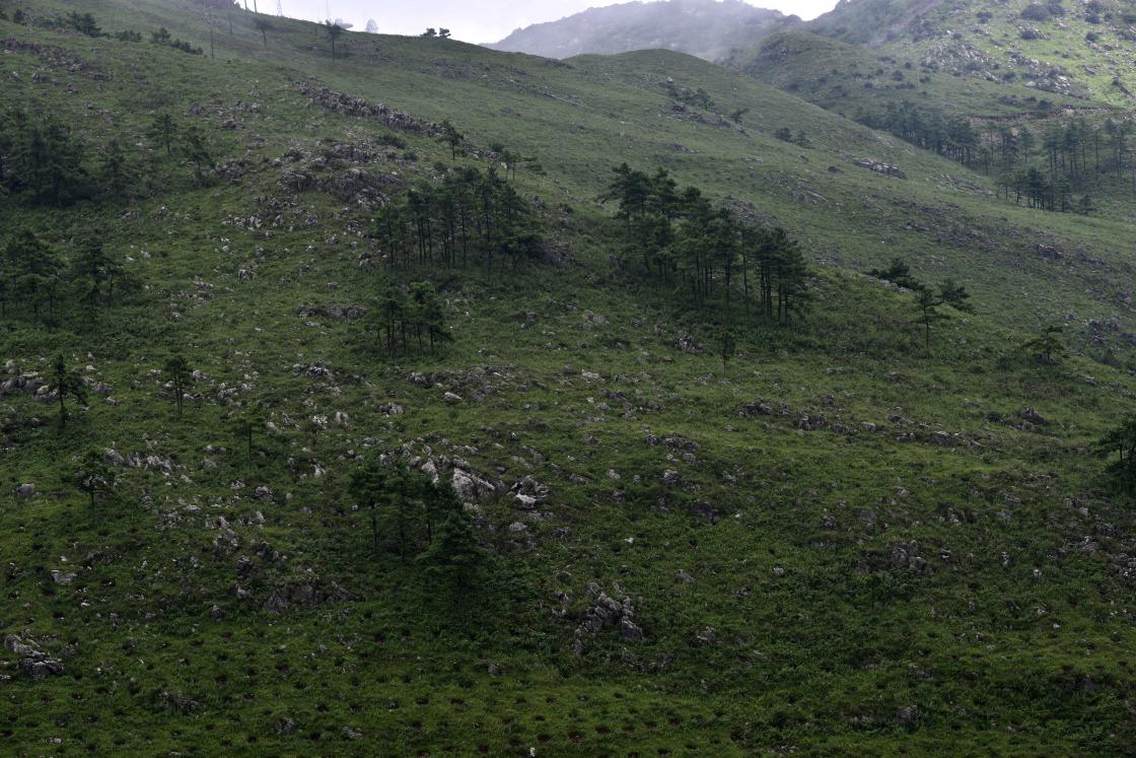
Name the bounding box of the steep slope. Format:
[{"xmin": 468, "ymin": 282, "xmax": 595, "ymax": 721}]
[
  {"xmin": 728, "ymin": 29, "xmax": 1085, "ymax": 118},
  {"xmin": 4, "ymin": 1, "xmax": 1136, "ymax": 755},
  {"xmin": 806, "ymin": 0, "xmax": 1136, "ymax": 105},
  {"xmin": 489, "ymin": 0, "xmax": 795, "ymax": 61}
]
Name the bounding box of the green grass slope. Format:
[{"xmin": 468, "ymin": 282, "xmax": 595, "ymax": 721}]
[
  {"xmin": 804, "ymin": 0, "xmax": 1136, "ymax": 106},
  {"xmin": 2, "ymin": 1, "xmax": 1136, "ymax": 754}
]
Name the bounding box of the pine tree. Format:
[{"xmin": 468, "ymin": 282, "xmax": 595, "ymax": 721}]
[
  {"xmin": 1097, "ymin": 415, "xmax": 1136, "ymax": 494},
  {"xmin": 100, "ymin": 138, "xmax": 131, "ymax": 197},
  {"xmin": 938, "ymin": 279, "xmax": 973, "ymax": 312},
  {"xmin": 148, "ymin": 113, "xmax": 177, "ymax": 157},
  {"xmin": 418, "ymin": 504, "xmax": 482, "ymax": 597},
  {"xmin": 181, "ymin": 126, "xmax": 214, "ymax": 186},
  {"xmin": 440, "ymin": 120, "xmax": 464, "ymax": 160},
  {"xmin": 914, "ymin": 286, "xmax": 947, "ymax": 351},
  {"xmin": 164, "ymin": 354, "xmax": 192, "ymax": 416},
  {"xmin": 253, "ymin": 16, "xmax": 272, "ymax": 47},
  {"xmin": 50, "ymin": 355, "xmax": 87, "ymax": 426},
  {"xmin": 75, "ymin": 449, "xmax": 113, "ymax": 508},
  {"xmin": 324, "ymin": 21, "xmax": 344, "ymax": 60}
]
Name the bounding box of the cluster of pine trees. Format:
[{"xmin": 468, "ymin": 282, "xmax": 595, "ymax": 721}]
[
  {"xmin": 371, "ymin": 166, "xmax": 542, "ymax": 270},
  {"xmin": 0, "ymin": 110, "xmax": 215, "ymax": 206},
  {"xmin": 858, "ymin": 101, "xmax": 1134, "ymax": 213},
  {"xmin": 990, "ymin": 118, "xmax": 1130, "ymax": 213},
  {"xmin": 348, "ymin": 461, "xmax": 483, "ymax": 593},
  {"xmin": 857, "ymin": 102, "xmax": 981, "ymax": 165},
  {"xmin": 602, "ymin": 164, "xmax": 811, "ymax": 324},
  {"xmin": 369, "ymin": 280, "xmax": 451, "ymax": 355},
  {"xmin": 0, "ymin": 231, "xmax": 139, "ymax": 324}
]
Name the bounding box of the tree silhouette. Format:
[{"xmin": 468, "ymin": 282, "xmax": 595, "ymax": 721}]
[
  {"xmin": 418, "ymin": 498, "xmax": 482, "ymax": 599},
  {"xmin": 719, "ymin": 329, "xmax": 736, "ymax": 371},
  {"xmin": 914, "ymin": 286, "xmax": 947, "ymax": 351},
  {"xmin": 939, "ymin": 279, "xmax": 973, "ymax": 312},
  {"xmin": 1022, "ymin": 325, "xmax": 1066, "ymax": 365},
  {"xmin": 324, "ymin": 20, "xmax": 344, "ymax": 60},
  {"xmin": 234, "ymin": 408, "xmax": 263, "ymax": 461},
  {"xmin": 253, "ymin": 16, "xmax": 272, "ymax": 47},
  {"xmin": 51, "ymin": 355, "xmax": 87, "ymax": 426},
  {"xmin": 1098, "ymin": 415, "xmax": 1136, "ymax": 494},
  {"xmin": 1, "ymin": 230, "xmax": 61, "ymax": 321},
  {"xmin": 181, "ymin": 126, "xmax": 214, "ymax": 185},
  {"xmin": 349, "ymin": 460, "xmax": 411, "ymax": 553},
  {"xmin": 164, "ymin": 354, "xmax": 192, "ymax": 416},
  {"xmin": 75, "ymin": 449, "xmax": 113, "ymax": 508},
  {"xmin": 148, "ymin": 113, "xmax": 177, "ymax": 157},
  {"xmin": 440, "ymin": 120, "xmax": 464, "ymax": 160}
]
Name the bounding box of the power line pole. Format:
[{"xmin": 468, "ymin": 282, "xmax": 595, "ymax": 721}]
[{"xmin": 276, "ymin": 1, "xmax": 283, "ymax": 17}]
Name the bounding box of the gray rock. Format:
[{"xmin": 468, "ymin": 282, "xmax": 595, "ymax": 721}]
[
  {"xmin": 620, "ymin": 618, "xmax": 644, "ymax": 641},
  {"xmin": 452, "ymin": 468, "xmax": 495, "ymax": 502},
  {"xmin": 50, "ymin": 570, "xmax": 76, "ymax": 585},
  {"xmin": 15, "ymin": 483, "xmax": 34, "ymax": 498}
]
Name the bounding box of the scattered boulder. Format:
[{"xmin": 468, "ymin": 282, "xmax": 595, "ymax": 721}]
[
  {"xmin": 854, "ymin": 159, "xmax": 906, "ymax": 179},
  {"xmin": 295, "ymin": 304, "xmax": 368, "ymax": 321},
  {"xmin": 452, "ymin": 468, "xmax": 496, "ymax": 503},
  {"xmin": 674, "ymin": 334, "xmax": 704, "ymax": 354}
]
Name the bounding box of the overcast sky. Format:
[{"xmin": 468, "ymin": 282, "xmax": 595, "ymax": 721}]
[{"xmin": 274, "ymin": 1, "xmax": 839, "ymax": 45}]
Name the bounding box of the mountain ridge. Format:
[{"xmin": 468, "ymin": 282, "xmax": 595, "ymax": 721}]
[{"xmin": 490, "ymin": 0, "xmax": 797, "ymax": 61}]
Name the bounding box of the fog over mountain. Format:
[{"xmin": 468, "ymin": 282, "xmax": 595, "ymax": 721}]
[{"xmin": 491, "ymin": 0, "xmax": 798, "ymax": 61}]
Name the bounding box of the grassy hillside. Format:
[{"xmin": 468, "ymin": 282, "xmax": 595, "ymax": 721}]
[
  {"xmin": 3, "ymin": 1, "xmax": 1136, "ymax": 754},
  {"xmin": 728, "ymin": 29, "xmax": 1085, "ymax": 118},
  {"xmin": 799, "ymin": 0, "xmax": 1136, "ymax": 106}
]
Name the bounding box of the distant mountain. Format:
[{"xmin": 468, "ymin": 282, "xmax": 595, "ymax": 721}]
[{"xmin": 489, "ymin": 0, "xmax": 797, "ymax": 62}]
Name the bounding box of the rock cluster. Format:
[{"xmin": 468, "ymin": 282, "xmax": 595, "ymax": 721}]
[
  {"xmin": 295, "ymin": 80, "xmax": 440, "ymax": 135},
  {"xmin": 854, "ymin": 159, "xmax": 906, "ymax": 179},
  {"xmin": 4, "ymin": 635, "xmax": 64, "ymax": 680},
  {"xmin": 572, "ymin": 583, "xmax": 644, "ymax": 653}
]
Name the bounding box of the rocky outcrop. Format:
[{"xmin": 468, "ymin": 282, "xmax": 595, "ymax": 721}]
[
  {"xmin": 572, "ymin": 583, "xmax": 644, "ymax": 653},
  {"xmin": 854, "ymin": 159, "xmax": 906, "ymax": 179},
  {"xmin": 295, "ymin": 81, "xmax": 440, "ymax": 135},
  {"xmin": 4, "ymin": 635, "xmax": 64, "ymax": 680}
]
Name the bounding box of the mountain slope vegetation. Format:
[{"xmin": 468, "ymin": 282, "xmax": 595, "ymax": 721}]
[{"xmin": 2, "ymin": 1, "xmax": 1136, "ymax": 754}]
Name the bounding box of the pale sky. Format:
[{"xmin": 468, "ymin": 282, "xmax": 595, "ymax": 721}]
[{"xmin": 273, "ymin": 0, "xmax": 839, "ymax": 45}]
